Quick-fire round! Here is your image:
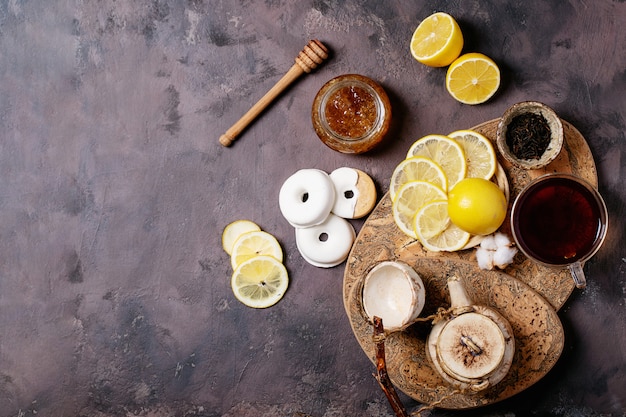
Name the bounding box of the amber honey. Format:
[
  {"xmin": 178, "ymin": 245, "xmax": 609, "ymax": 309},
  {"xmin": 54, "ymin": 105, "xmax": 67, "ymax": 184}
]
[{"xmin": 324, "ymin": 85, "xmax": 377, "ymax": 139}]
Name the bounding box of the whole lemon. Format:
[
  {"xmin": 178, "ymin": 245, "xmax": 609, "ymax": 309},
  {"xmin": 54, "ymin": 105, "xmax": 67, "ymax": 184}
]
[{"xmin": 447, "ymin": 178, "xmax": 507, "ymax": 235}]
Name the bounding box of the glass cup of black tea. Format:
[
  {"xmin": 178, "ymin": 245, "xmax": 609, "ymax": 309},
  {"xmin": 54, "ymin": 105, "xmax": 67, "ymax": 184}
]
[{"xmin": 510, "ymin": 173, "xmax": 608, "ymax": 289}]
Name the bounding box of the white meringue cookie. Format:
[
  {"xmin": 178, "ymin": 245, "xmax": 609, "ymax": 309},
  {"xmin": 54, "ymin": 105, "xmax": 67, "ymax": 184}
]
[
  {"xmin": 329, "ymin": 167, "xmax": 377, "ymax": 219},
  {"xmin": 279, "ymin": 169, "xmax": 335, "ymax": 228},
  {"xmin": 295, "ymin": 213, "xmax": 356, "ymax": 268}
]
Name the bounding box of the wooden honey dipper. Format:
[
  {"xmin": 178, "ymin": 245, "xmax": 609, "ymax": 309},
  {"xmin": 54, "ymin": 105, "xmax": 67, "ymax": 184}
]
[{"xmin": 219, "ymin": 40, "xmax": 329, "ymax": 147}]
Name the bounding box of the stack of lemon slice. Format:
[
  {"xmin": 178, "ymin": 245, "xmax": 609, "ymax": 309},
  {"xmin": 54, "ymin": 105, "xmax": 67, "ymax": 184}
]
[
  {"xmin": 390, "ymin": 130, "xmax": 497, "ymax": 252},
  {"xmin": 222, "ymin": 220, "xmax": 288, "ymax": 308}
]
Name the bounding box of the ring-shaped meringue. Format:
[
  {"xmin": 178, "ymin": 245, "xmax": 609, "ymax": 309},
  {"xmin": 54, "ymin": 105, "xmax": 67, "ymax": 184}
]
[
  {"xmin": 279, "ymin": 169, "xmax": 335, "ymax": 228},
  {"xmin": 296, "ymin": 213, "xmax": 356, "ymax": 268},
  {"xmin": 329, "ymin": 167, "xmax": 377, "ymax": 219}
]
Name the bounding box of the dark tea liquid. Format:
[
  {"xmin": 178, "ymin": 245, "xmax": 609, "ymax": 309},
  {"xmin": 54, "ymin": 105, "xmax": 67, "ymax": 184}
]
[{"xmin": 512, "ymin": 177, "xmax": 603, "ymax": 265}]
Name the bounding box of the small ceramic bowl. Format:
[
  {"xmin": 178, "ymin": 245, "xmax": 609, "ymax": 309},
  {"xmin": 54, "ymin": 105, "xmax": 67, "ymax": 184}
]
[
  {"xmin": 496, "ymin": 101, "xmax": 563, "ymax": 170},
  {"xmin": 361, "ymin": 261, "xmax": 425, "ymax": 332}
]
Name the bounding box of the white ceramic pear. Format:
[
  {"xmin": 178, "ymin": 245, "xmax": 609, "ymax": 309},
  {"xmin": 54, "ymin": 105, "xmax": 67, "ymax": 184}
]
[{"xmin": 426, "ymin": 276, "xmax": 514, "ymax": 392}]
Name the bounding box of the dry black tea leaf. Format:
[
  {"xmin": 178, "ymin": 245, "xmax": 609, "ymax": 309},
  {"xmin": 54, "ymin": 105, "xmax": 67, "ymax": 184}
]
[{"xmin": 505, "ymin": 113, "xmax": 552, "ymax": 160}]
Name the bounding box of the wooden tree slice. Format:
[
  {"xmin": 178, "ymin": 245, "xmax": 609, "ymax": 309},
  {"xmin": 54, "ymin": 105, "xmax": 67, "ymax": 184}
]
[
  {"xmin": 342, "ymin": 118, "xmax": 597, "ymax": 409},
  {"xmin": 344, "ymin": 258, "xmax": 564, "ymax": 409}
]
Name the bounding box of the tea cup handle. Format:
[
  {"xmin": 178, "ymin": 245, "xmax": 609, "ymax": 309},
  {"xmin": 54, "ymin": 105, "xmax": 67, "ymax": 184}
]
[{"xmin": 568, "ymin": 262, "xmax": 587, "ymax": 289}]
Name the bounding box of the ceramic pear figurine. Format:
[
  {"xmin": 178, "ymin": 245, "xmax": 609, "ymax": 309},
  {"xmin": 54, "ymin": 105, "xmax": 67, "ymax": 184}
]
[{"xmin": 426, "ymin": 276, "xmax": 515, "ymax": 392}]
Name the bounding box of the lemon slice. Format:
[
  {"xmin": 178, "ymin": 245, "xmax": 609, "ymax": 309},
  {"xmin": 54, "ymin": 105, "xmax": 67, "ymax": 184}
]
[
  {"xmin": 446, "ymin": 53, "xmax": 500, "ymax": 105},
  {"xmin": 222, "ymin": 220, "xmax": 261, "ymax": 255},
  {"xmin": 448, "ymin": 130, "xmax": 497, "ymax": 180},
  {"xmin": 414, "ymin": 200, "xmax": 471, "ymax": 252},
  {"xmin": 406, "ymin": 134, "xmax": 467, "ymax": 191},
  {"xmin": 389, "ymin": 156, "xmax": 448, "ymax": 201},
  {"xmin": 414, "ymin": 199, "xmax": 450, "ymax": 240},
  {"xmin": 392, "ymin": 180, "xmax": 447, "ymax": 239},
  {"xmin": 230, "ymin": 230, "xmax": 283, "ymax": 269},
  {"xmin": 410, "ymin": 12, "xmax": 464, "ymax": 67},
  {"xmin": 231, "ymin": 255, "xmax": 289, "ymax": 308}
]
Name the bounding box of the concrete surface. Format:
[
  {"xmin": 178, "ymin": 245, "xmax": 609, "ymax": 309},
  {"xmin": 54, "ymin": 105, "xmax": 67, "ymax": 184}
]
[{"xmin": 0, "ymin": 1, "xmax": 624, "ymax": 416}]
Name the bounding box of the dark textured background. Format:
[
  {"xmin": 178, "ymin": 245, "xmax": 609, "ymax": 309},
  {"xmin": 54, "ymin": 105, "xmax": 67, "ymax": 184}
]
[{"xmin": 0, "ymin": 1, "xmax": 624, "ymax": 416}]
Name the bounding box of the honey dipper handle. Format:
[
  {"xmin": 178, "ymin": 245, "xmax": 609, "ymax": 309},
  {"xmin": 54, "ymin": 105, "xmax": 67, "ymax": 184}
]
[
  {"xmin": 218, "ymin": 65, "xmax": 303, "ymax": 147},
  {"xmin": 219, "ymin": 40, "xmax": 329, "ymax": 147}
]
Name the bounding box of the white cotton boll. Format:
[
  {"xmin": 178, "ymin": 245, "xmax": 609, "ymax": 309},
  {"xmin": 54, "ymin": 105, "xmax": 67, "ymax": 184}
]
[
  {"xmin": 476, "ymin": 247, "xmax": 495, "ymax": 270},
  {"xmin": 480, "ymin": 235, "xmax": 497, "ymax": 251},
  {"xmin": 477, "ymin": 233, "xmax": 518, "ymax": 270},
  {"xmin": 493, "ymin": 245, "xmax": 518, "ymax": 269},
  {"xmin": 494, "ymin": 232, "xmax": 512, "ymax": 248}
]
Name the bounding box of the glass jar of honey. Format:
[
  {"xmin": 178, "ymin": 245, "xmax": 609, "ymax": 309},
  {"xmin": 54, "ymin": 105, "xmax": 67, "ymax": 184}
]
[{"xmin": 312, "ymin": 74, "xmax": 391, "ymax": 154}]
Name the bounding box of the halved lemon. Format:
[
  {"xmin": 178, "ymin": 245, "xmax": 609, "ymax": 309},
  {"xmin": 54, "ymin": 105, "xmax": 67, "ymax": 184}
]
[
  {"xmin": 230, "ymin": 230, "xmax": 283, "ymax": 269},
  {"xmin": 410, "ymin": 12, "xmax": 464, "ymax": 67},
  {"xmin": 392, "ymin": 180, "xmax": 447, "ymax": 239},
  {"xmin": 222, "ymin": 220, "xmax": 261, "ymax": 255},
  {"xmin": 446, "ymin": 52, "xmax": 500, "ymax": 105},
  {"xmin": 406, "ymin": 134, "xmax": 467, "ymax": 191},
  {"xmin": 389, "ymin": 156, "xmax": 448, "ymax": 201},
  {"xmin": 448, "ymin": 129, "xmax": 497, "ymax": 180},
  {"xmin": 231, "ymin": 255, "xmax": 289, "ymax": 308},
  {"xmin": 414, "ymin": 200, "xmax": 471, "ymax": 252}
]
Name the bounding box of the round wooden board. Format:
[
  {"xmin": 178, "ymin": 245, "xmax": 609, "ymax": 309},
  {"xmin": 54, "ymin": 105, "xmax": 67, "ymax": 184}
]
[
  {"xmin": 345, "ymin": 259, "xmax": 564, "ymax": 409},
  {"xmin": 342, "ymin": 118, "xmax": 597, "ymax": 409}
]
